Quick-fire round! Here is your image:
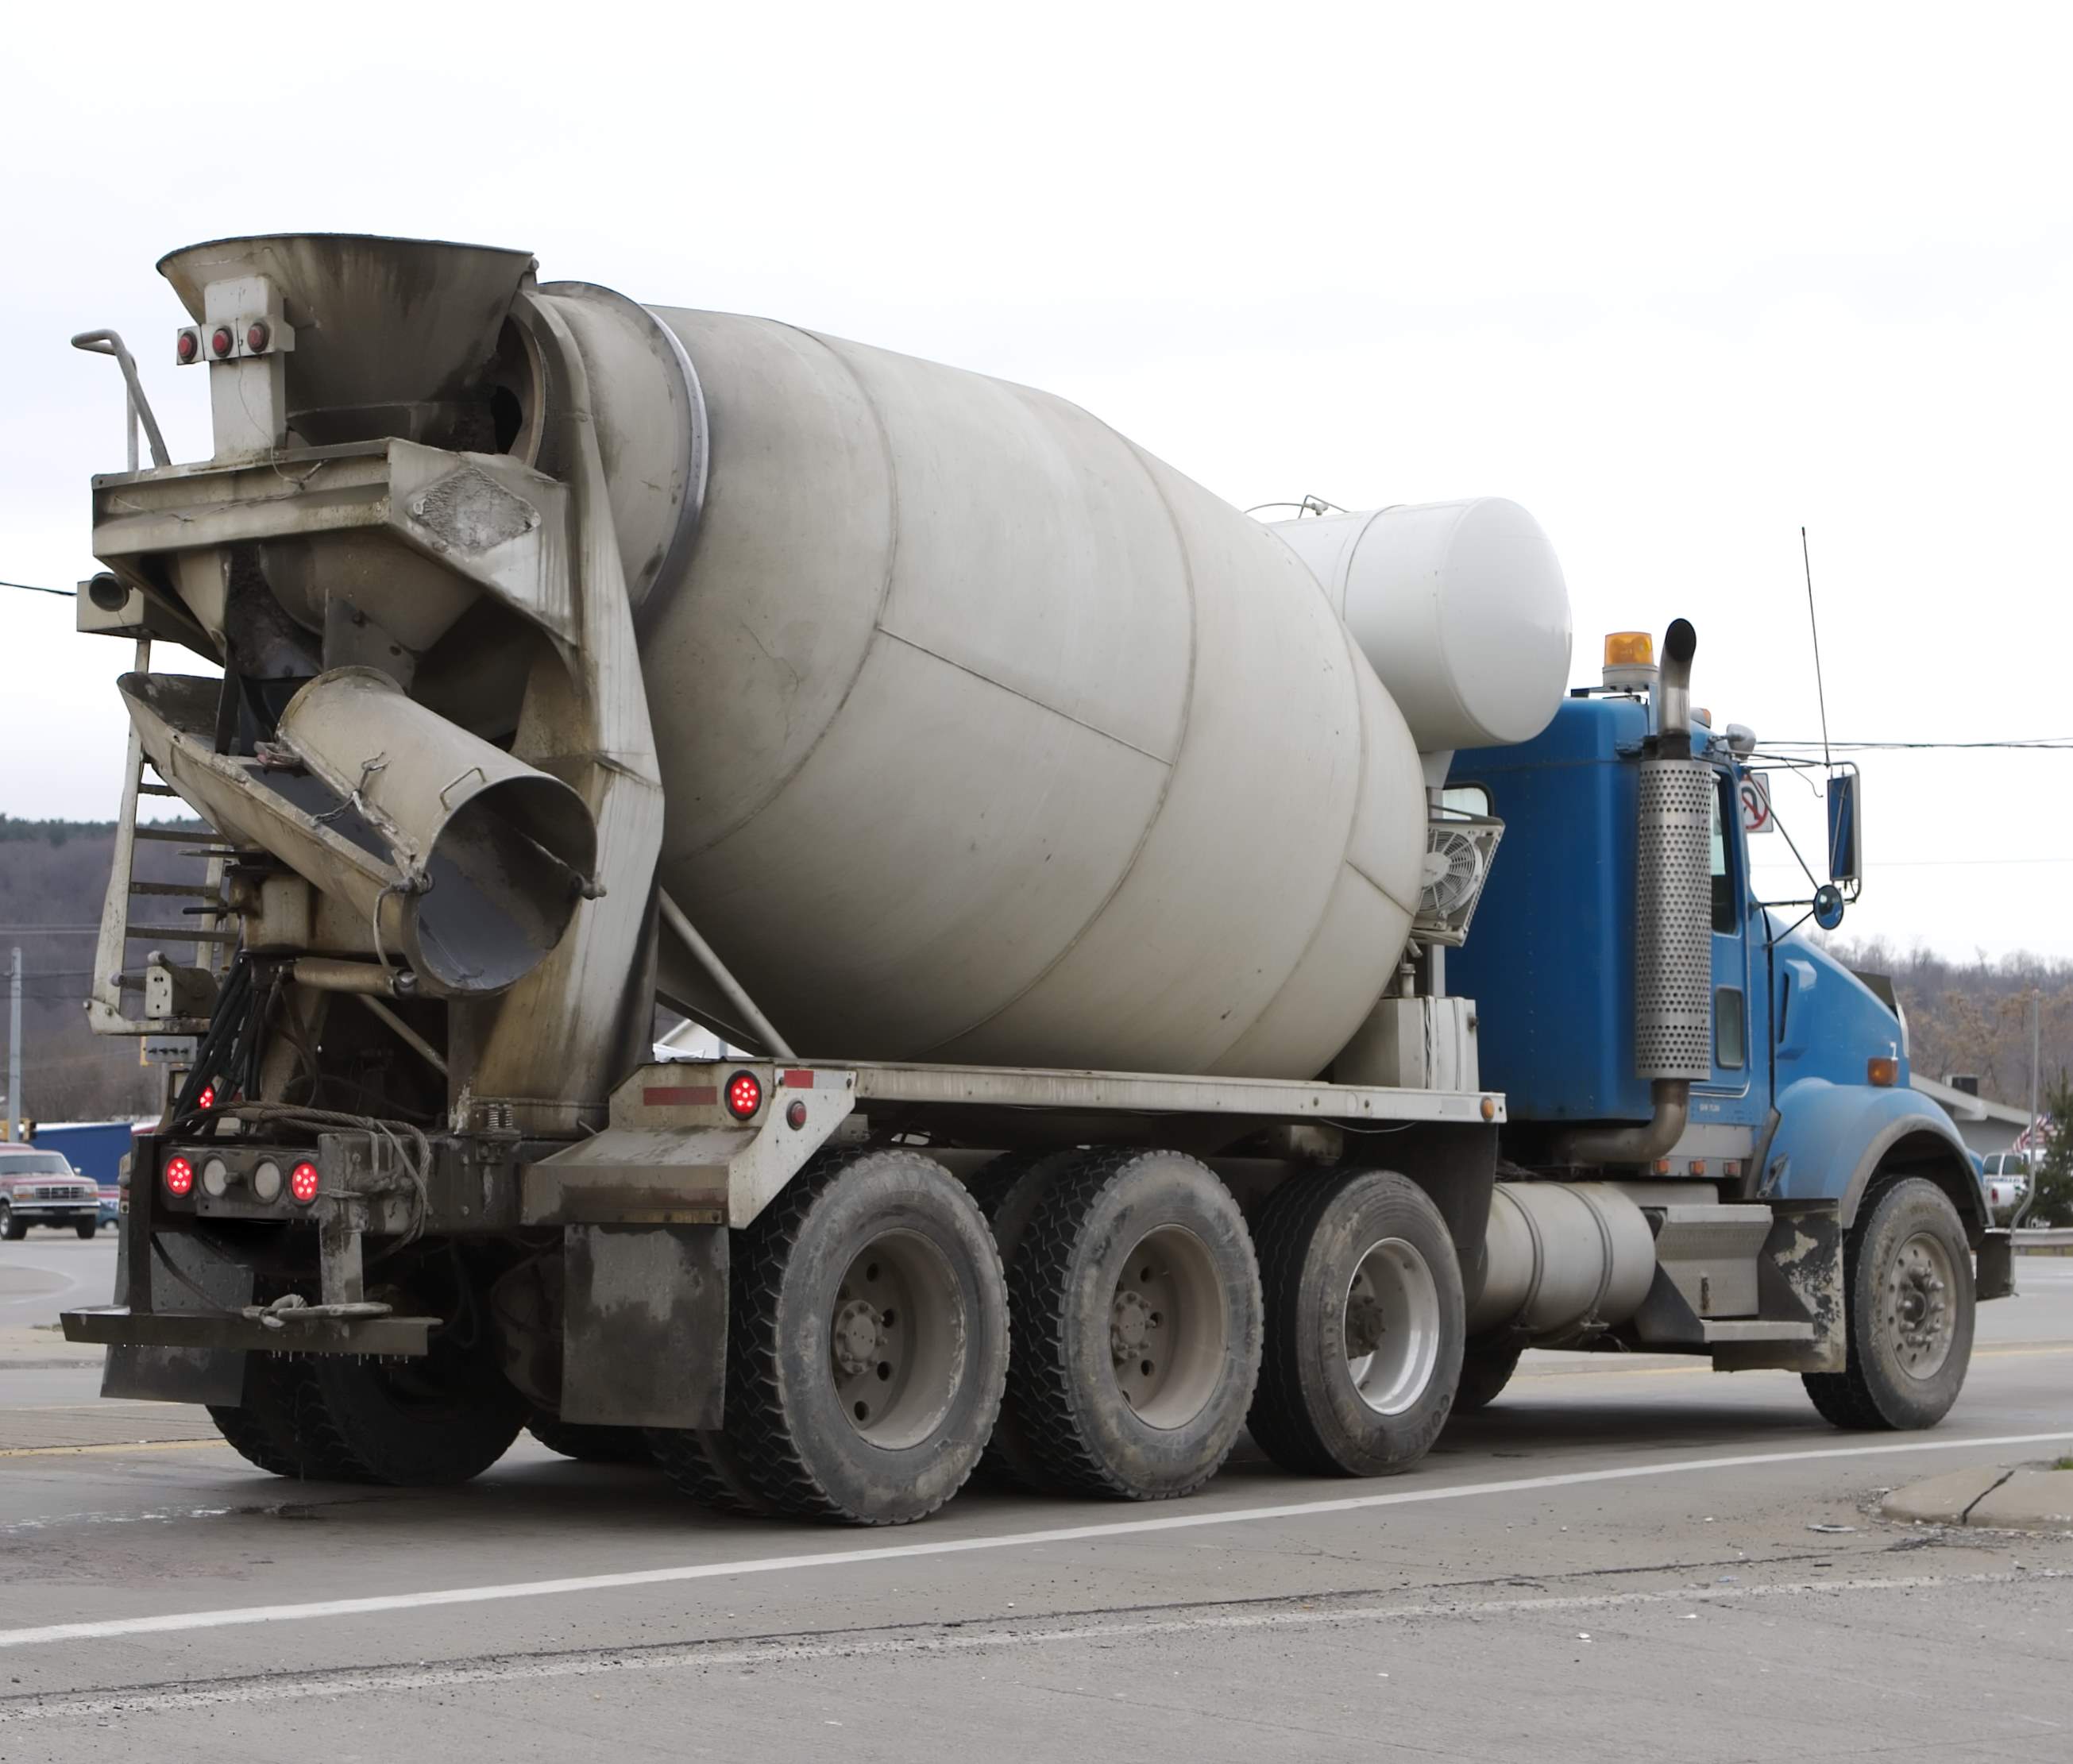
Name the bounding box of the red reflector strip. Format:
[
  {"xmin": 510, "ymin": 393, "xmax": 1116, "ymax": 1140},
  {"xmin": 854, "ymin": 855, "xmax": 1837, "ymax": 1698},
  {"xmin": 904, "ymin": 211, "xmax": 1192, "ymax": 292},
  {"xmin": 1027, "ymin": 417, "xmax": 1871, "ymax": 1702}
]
[
  {"xmin": 643, "ymin": 1086, "xmax": 718, "ymax": 1107},
  {"xmin": 782, "ymin": 1069, "xmax": 816, "ymax": 1089}
]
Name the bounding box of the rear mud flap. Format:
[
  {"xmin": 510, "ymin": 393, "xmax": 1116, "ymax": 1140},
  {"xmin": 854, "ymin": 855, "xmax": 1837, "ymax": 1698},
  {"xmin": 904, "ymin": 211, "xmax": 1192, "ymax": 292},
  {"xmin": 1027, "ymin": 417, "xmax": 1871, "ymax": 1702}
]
[
  {"xmin": 100, "ymin": 1230, "xmax": 253, "ymax": 1406},
  {"xmin": 559, "ymin": 1224, "xmax": 728, "ymax": 1429}
]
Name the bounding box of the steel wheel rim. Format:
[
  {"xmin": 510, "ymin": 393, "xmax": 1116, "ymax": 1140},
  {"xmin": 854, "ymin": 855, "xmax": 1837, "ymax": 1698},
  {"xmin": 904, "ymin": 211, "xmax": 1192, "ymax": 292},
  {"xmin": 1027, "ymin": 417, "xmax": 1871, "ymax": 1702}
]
[
  {"xmin": 1345, "ymin": 1237, "xmax": 1442, "ymax": 1417},
  {"xmin": 1884, "ymin": 1228, "xmax": 1957, "ymax": 1381},
  {"xmin": 1108, "ymin": 1225, "xmax": 1225, "ymax": 1430},
  {"xmin": 831, "ymin": 1229, "xmax": 964, "ymax": 1449}
]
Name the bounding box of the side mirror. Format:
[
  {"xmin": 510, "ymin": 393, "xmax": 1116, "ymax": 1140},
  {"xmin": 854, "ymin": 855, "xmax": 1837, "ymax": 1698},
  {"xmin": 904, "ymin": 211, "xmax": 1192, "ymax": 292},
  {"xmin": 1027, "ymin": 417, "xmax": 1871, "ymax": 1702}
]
[{"xmin": 1826, "ymin": 771, "xmax": 1862, "ymax": 886}]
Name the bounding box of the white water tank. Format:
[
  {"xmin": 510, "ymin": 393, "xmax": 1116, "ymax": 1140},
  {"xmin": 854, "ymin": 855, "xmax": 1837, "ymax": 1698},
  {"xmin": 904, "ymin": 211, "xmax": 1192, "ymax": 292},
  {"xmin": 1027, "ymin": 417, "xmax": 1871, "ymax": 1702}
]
[{"xmin": 1271, "ymin": 500, "xmax": 1573, "ymax": 754}]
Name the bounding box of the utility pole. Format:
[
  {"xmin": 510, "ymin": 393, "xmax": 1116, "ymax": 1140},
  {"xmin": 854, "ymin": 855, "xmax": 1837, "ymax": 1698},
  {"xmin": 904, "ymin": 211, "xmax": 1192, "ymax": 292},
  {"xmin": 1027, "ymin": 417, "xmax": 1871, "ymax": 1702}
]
[
  {"xmin": 6, "ymin": 946, "xmax": 19, "ymax": 1143},
  {"xmin": 2031, "ymin": 986, "xmax": 2042, "ymax": 1162}
]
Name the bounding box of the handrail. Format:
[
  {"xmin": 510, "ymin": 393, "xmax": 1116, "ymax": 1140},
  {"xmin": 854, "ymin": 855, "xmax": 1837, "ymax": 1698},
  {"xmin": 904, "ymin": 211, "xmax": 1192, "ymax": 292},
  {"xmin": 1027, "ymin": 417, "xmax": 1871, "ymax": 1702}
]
[{"xmin": 71, "ymin": 330, "xmax": 171, "ymax": 470}]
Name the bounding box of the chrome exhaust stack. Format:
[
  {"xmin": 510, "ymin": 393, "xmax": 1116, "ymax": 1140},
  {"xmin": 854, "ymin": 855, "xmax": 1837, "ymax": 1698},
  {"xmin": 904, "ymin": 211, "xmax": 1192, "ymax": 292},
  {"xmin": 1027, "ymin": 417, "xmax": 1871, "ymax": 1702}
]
[{"xmin": 1558, "ymin": 619, "xmax": 1712, "ymax": 1164}]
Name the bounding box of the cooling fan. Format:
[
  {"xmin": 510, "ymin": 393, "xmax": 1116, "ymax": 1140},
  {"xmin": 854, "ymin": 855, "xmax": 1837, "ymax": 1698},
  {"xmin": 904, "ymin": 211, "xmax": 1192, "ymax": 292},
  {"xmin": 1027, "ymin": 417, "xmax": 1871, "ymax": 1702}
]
[{"xmin": 1413, "ymin": 814, "xmax": 1504, "ymax": 946}]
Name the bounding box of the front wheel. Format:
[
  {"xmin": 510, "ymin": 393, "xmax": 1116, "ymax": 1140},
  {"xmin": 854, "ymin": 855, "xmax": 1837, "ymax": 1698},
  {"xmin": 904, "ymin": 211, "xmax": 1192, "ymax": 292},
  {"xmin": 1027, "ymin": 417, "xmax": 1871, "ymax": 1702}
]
[
  {"xmin": 75, "ymin": 1220, "xmax": 98, "ymax": 1240},
  {"xmin": 0, "ymin": 1203, "xmax": 22, "ymax": 1241},
  {"xmin": 1804, "ymin": 1176, "xmax": 1975, "ymax": 1430}
]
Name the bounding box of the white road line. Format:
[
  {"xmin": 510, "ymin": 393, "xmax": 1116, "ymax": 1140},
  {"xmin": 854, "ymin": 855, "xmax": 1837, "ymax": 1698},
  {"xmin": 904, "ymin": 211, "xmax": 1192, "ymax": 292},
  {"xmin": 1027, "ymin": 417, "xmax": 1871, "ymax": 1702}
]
[
  {"xmin": 0, "ymin": 1427, "xmax": 2066, "ymax": 1652},
  {"xmin": 3, "ymin": 1567, "xmax": 2066, "ymax": 1723}
]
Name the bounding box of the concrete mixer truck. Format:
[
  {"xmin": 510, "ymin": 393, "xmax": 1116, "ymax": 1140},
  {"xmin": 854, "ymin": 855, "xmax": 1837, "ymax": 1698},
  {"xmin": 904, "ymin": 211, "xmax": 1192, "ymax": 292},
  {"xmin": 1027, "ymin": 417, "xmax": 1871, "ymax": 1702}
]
[{"xmin": 59, "ymin": 235, "xmax": 2010, "ymax": 1523}]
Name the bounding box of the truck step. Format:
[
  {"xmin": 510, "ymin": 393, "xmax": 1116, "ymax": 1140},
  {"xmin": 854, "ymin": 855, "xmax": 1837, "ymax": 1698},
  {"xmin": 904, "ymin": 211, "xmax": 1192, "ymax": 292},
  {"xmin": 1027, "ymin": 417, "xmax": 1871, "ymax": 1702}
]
[{"xmin": 1699, "ymin": 1318, "xmax": 1816, "ymax": 1344}]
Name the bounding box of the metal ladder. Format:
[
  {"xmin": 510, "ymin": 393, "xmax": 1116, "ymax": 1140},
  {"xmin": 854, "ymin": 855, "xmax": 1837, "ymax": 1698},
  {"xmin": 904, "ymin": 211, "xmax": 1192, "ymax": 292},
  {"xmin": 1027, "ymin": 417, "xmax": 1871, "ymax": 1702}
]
[
  {"xmin": 71, "ymin": 330, "xmax": 236, "ymax": 1040},
  {"xmin": 85, "ymin": 637, "xmax": 238, "ymax": 1037}
]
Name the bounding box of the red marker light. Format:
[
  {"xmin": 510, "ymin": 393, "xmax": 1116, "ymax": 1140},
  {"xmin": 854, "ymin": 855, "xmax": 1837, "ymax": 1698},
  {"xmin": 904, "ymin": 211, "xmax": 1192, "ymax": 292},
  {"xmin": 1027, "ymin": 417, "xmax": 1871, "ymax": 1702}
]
[
  {"xmin": 210, "ymin": 326, "xmax": 235, "ymax": 359},
  {"xmin": 289, "ymin": 1161, "xmax": 321, "ymax": 1205},
  {"xmin": 176, "ymin": 330, "xmax": 199, "ymax": 364},
  {"xmin": 197, "ymin": 1083, "xmax": 216, "ymax": 1111},
  {"xmin": 786, "ymin": 1099, "xmax": 808, "ymax": 1131},
  {"xmin": 245, "ymin": 321, "xmax": 269, "ymax": 353},
  {"xmin": 164, "ymin": 1156, "xmax": 195, "ymax": 1197},
  {"xmin": 724, "ymin": 1071, "xmax": 762, "ymax": 1121}
]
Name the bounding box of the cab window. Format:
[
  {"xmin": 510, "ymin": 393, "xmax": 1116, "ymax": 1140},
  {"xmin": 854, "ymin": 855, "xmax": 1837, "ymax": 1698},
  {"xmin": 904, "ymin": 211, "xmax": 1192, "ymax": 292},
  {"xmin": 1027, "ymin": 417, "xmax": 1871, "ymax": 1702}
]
[{"xmin": 1709, "ymin": 777, "xmax": 1737, "ymax": 933}]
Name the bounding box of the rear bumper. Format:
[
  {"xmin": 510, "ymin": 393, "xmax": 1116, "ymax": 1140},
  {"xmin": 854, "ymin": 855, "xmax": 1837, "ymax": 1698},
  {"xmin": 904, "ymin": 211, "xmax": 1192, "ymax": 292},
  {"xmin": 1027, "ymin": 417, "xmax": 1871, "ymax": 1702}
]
[{"xmin": 61, "ymin": 1305, "xmax": 435, "ymax": 1356}]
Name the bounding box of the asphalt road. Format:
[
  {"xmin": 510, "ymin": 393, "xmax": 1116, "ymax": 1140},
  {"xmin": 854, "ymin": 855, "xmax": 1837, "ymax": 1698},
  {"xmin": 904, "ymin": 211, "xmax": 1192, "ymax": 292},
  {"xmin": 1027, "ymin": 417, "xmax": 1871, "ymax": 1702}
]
[{"xmin": 0, "ymin": 1237, "xmax": 2067, "ymax": 1763}]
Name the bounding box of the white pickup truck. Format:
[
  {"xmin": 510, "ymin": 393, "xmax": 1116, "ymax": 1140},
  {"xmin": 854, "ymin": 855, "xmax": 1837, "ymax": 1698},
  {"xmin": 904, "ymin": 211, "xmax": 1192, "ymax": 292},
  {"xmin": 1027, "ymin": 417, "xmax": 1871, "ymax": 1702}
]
[{"xmin": 1979, "ymin": 1151, "xmax": 2032, "ymax": 1222}]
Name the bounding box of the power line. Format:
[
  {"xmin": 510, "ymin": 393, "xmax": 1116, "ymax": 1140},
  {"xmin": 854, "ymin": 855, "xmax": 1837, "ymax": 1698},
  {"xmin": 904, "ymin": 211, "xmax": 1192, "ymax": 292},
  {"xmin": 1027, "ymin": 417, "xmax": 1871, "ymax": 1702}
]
[
  {"xmin": 1760, "ymin": 739, "xmax": 2073, "ymax": 752},
  {"xmin": 0, "ymin": 579, "xmax": 75, "ymax": 598}
]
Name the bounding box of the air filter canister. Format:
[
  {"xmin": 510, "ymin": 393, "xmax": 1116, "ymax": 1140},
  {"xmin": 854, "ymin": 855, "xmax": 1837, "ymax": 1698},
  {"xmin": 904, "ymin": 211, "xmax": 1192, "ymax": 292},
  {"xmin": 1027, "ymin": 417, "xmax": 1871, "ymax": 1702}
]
[{"xmin": 1635, "ymin": 758, "xmax": 1714, "ymax": 1080}]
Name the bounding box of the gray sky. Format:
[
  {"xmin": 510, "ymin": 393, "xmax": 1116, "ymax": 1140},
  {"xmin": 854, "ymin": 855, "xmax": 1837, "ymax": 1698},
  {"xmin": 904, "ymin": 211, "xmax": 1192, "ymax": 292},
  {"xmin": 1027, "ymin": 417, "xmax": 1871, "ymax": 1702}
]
[{"xmin": 3, "ymin": 3, "xmax": 2068, "ymax": 957}]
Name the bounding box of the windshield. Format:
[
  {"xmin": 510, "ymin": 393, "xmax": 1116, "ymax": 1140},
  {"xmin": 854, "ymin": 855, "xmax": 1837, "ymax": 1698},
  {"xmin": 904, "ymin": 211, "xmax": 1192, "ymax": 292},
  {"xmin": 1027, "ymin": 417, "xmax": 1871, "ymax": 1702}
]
[{"xmin": 1, "ymin": 1152, "xmax": 74, "ymax": 1175}]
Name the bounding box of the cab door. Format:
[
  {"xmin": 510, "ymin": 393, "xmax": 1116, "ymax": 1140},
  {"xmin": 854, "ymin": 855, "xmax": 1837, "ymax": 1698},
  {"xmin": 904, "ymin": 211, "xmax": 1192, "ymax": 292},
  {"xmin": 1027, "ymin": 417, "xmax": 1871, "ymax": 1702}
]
[{"xmin": 1693, "ymin": 765, "xmax": 1765, "ymax": 1125}]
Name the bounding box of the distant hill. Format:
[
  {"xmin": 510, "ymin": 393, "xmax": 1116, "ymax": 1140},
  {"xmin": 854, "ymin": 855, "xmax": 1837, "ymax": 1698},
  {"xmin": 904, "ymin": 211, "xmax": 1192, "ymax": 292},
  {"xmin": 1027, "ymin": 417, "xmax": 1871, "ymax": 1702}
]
[
  {"xmin": 0, "ymin": 816, "xmax": 211, "ymax": 1125},
  {"xmin": 1828, "ymin": 936, "xmax": 2071, "ymax": 1115}
]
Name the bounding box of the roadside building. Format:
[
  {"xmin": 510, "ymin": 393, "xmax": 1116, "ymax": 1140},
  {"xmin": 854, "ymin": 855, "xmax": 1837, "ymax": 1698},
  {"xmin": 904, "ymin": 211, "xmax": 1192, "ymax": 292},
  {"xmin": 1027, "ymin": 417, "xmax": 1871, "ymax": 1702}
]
[{"xmin": 1910, "ymin": 1073, "xmax": 2032, "ymax": 1158}]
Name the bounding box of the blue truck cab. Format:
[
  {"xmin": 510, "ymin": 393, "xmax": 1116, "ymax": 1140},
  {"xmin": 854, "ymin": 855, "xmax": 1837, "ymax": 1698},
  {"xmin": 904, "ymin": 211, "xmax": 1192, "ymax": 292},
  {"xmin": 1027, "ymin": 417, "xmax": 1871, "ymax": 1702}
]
[{"xmin": 1445, "ymin": 629, "xmax": 2005, "ymax": 1419}]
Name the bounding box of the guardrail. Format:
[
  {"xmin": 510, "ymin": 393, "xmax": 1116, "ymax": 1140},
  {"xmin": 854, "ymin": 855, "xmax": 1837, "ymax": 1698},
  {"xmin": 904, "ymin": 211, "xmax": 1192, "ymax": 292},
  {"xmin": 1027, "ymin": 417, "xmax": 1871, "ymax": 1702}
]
[{"xmin": 2014, "ymin": 1227, "xmax": 2073, "ymax": 1253}]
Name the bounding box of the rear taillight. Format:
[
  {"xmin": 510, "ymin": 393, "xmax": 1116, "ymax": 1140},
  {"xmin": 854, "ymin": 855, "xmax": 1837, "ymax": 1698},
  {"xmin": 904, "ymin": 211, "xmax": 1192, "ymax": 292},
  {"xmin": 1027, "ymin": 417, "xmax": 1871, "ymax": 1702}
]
[
  {"xmin": 725, "ymin": 1071, "xmax": 763, "ymax": 1120},
  {"xmin": 164, "ymin": 1156, "xmax": 194, "ymax": 1197},
  {"xmin": 289, "ymin": 1161, "xmax": 320, "ymax": 1205}
]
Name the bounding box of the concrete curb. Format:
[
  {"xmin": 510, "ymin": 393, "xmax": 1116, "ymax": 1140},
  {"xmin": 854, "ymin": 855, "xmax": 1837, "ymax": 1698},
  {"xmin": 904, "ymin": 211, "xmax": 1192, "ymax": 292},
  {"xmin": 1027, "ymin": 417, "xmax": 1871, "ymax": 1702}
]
[{"xmin": 1883, "ymin": 1464, "xmax": 2073, "ymax": 1531}]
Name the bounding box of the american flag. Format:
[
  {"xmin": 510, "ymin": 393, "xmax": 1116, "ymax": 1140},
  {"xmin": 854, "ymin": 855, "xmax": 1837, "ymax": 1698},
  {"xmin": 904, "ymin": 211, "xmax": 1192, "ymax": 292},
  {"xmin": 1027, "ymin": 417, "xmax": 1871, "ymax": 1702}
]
[{"xmin": 2012, "ymin": 1114, "xmax": 2056, "ymax": 1156}]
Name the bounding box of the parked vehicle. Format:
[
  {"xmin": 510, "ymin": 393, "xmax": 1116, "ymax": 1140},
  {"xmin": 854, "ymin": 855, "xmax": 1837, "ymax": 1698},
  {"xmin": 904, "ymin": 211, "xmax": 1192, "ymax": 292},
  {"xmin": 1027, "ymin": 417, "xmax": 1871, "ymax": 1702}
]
[
  {"xmin": 1979, "ymin": 1152, "xmax": 2031, "ymax": 1221},
  {"xmin": 0, "ymin": 1147, "xmax": 102, "ymax": 1239},
  {"xmin": 60, "ymin": 234, "xmax": 2005, "ymax": 1523}
]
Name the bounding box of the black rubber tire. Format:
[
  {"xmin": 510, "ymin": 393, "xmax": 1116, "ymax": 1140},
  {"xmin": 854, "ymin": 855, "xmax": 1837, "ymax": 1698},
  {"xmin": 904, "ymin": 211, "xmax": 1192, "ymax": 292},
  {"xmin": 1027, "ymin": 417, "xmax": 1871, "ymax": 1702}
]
[
  {"xmin": 968, "ymin": 1149, "xmax": 1079, "ymax": 1492},
  {"xmin": 1804, "ymin": 1175, "xmax": 1975, "ymax": 1430},
  {"xmin": 527, "ymin": 1415, "xmax": 653, "ymax": 1465},
  {"xmin": 75, "ymin": 1221, "xmax": 98, "ymax": 1240},
  {"xmin": 723, "ymin": 1147, "xmax": 1009, "ymax": 1525},
  {"xmin": 307, "ymin": 1332, "xmax": 527, "ymax": 1487},
  {"xmin": 1451, "ymin": 1342, "xmax": 1523, "ymax": 1415},
  {"xmin": 1009, "ymin": 1148, "xmax": 1262, "ymax": 1500},
  {"xmin": 207, "ymin": 1353, "xmax": 369, "ymax": 1482},
  {"xmin": 647, "ymin": 1426, "xmax": 778, "ymax": 1518},
  {"xmin": 1248, "ymin": 1169, "xmax": 1465, "ymax": 1477},
  {"xmin": 0, "ymin": 1204, "xmax": 23, "ymax": 1241},
  {"xmin": 207, "ymin": 1355, "xmax": 303, "ymax": 1478}
]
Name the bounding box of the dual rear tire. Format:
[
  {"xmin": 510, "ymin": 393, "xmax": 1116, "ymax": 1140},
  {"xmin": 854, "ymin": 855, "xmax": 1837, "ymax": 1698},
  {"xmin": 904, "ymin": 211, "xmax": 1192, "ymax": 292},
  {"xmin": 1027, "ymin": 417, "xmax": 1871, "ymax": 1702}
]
[
  {"xmin": 652, "ymin": 1147, "xmax": 1009, "ymax": 1526},
  {"xmin": 990, "ymin": 1154, "xmax": 1461, "ymax": 1496},
  {"xmin": 207, "ymin": 1272, "xmax": 526, "ymax": 1487},
  {"xmin": 652, "ymin": 1148, "xmax": 1463, "ymax": 1523},
  {"xmin": 1248, "ymin": 1169, "xmax": 1465, "ymax": 1476}
]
